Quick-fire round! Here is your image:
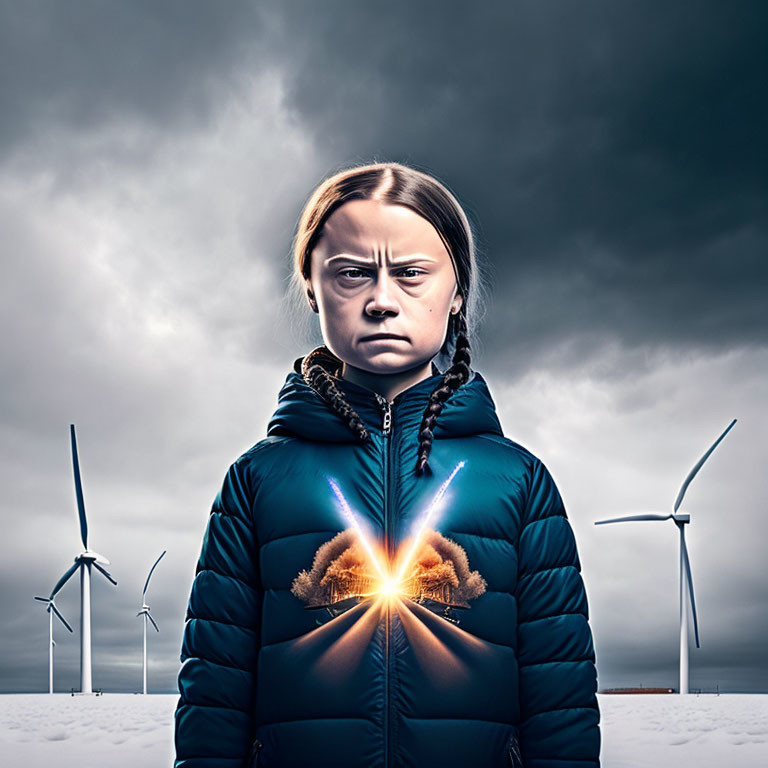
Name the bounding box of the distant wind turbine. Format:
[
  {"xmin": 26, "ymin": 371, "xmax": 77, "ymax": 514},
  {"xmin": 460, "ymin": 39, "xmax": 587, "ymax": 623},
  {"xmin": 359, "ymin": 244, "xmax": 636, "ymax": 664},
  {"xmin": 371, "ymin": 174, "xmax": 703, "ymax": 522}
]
[
  {"xmin": 594, "ymin": 418, "xmax": 737, "ymax": 695},
  {"xmin": 33, "ymin": 595, "xmax": 73, "ymax": 693},
  {"xmin": 48, "ymin": 424, "xmax": 118, "ymax": 694},
  {"xmin": 136, "ymin": 550, "xmax": 166, "ymax": 694}
]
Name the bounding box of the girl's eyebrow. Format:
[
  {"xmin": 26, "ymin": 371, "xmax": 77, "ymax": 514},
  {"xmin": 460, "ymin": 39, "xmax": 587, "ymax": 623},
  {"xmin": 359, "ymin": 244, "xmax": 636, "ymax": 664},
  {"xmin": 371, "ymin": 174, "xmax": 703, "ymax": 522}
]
[{"xmin": 324, "ymin": 253, "xmax": 439, "ymax": 267}]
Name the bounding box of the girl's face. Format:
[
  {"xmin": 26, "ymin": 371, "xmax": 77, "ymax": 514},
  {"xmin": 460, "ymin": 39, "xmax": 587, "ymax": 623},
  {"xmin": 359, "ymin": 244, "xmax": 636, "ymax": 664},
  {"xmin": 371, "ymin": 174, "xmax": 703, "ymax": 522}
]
[{"xmin": 308, "ymin": 198, "xmax": 463, "ymax": 375}]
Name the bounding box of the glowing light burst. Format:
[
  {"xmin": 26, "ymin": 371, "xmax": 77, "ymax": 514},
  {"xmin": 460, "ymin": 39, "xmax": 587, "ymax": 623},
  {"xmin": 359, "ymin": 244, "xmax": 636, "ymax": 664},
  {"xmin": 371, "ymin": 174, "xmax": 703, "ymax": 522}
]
[
  {"xmin": 394, "ymin": 461, "xmax": 466, "ymax": 583},
  {"xmin": 325, "ymin": 463, "xmax": 466, "ymax": 603},
  {"xmin": 376, "ymin": 576, "xmax": 402, "ymax": 597}
]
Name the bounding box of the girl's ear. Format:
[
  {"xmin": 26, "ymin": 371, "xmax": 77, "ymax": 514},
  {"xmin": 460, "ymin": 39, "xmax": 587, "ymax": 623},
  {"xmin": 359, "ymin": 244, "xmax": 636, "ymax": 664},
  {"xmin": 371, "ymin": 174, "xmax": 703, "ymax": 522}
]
[
  {"xmin": 305, "ymin": 281, "xmax": 318, "ymax": 313},
  {"xmin": 451, "ymin": 292, "xmax": 463, "ymax": 315}
]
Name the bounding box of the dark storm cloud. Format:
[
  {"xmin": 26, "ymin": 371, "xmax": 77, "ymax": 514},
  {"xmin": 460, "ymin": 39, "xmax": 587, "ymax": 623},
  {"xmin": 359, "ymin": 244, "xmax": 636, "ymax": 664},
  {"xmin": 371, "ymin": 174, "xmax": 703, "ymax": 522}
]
[
  {"xmin": 259, "ymin": 1, "xmax": 768, "ymax": 366},
  {"xmin": 2, "ymin": 1, "xmax": 764, "ymax": 363},
  {"xmin": 0, "ymin": 0, "xmax": 263, "ymax": 152}
]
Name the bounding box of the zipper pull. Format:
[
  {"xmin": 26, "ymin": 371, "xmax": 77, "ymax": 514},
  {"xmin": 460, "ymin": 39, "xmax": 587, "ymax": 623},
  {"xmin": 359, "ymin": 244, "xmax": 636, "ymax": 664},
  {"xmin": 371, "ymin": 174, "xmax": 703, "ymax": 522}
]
[
  {"xmin": 375, "ymin": 393, "xmax": 392, "ymax": 435},
  {"xmin": 249, "ymin": 738, "xmax": 263, "ymax": 766}
]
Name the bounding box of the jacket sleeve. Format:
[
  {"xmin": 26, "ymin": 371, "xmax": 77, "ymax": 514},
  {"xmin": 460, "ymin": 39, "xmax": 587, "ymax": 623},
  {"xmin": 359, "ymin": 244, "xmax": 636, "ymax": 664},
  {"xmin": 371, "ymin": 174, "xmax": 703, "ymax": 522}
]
[
  {"xmin": 515, "ymin": 457, "xmax": 601, "ymax": 768},
  {"xmin": 174, "ymin": 456, "xmax": 261, "ymax": 768}
]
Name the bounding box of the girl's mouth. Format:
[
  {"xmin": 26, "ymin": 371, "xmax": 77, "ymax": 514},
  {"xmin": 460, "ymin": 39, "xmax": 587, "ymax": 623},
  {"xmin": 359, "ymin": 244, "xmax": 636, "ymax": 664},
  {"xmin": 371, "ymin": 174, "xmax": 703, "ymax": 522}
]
[{"xmin": 361, "ymin": 334, "xmax": 409, "ymax": 342}]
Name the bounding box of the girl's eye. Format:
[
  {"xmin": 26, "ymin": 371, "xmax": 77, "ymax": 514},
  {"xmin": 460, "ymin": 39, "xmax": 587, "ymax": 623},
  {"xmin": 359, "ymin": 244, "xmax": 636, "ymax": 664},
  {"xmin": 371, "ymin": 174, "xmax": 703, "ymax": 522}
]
[
  {"xmin": 340, "ymin": 268, "xmax": 368, "ymax": 279},
  {"xmin": 400, "ymin": 267, "xmax": 424, "ymax": 277},
  {"xmin": 338, "ymin": 267, "xmax": 426, "ymax": 280}
]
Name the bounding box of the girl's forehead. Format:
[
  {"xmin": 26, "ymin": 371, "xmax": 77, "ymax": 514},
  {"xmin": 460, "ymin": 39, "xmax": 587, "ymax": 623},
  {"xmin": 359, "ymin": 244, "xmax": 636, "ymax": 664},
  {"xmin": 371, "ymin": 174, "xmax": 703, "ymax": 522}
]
[{"xmin": 317, "ymin": 199, "xmax": 449, "ymax": 261}]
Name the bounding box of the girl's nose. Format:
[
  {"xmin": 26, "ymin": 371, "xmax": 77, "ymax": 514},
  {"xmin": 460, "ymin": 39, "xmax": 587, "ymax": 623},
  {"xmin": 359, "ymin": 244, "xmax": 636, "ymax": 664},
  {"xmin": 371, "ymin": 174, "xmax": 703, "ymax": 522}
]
[{"xmin": 365, "ymin": 272, "xmax": 400, "ymax": 316}]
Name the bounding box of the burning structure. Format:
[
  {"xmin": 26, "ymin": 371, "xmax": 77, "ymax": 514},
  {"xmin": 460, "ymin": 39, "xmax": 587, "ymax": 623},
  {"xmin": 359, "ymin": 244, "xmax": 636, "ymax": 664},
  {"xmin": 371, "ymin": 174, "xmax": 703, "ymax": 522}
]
[{"xmin": 291, "ymin": 527, "xmax": 487, "ymax": 621}]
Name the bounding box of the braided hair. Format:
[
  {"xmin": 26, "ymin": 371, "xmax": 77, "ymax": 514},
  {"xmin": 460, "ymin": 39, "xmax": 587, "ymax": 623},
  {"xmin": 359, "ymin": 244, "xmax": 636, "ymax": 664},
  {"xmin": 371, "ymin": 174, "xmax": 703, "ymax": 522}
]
[
  {"xmin": 300, "ymin": 345, "xmax": 371, "ymax": 443},
  {"xmin": 300, "ymin": 309, "xmax": 472, "ymax": 476},
  {"xmin": 414, "ymin": 311, "xmax": 471, "ymax": 475}
]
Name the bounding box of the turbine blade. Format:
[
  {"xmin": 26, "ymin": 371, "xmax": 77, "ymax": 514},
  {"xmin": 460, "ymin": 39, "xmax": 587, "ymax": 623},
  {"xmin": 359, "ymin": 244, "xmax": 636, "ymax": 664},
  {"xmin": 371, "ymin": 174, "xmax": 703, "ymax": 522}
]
[
  {"xmin": 70, "ymin": 424, "xmax": 89, "ymax": 549},
  {"xmin": 594, "ymin": 514, "xmax": 673, "ymax": 525},
  {"xmin": 674, "ymin": 419, "xmax": 737, "ymax": 512},
  {"xmin": 147, "ymin": 612, "xmax": 160, "ymax": 633},
  {"xmin": 88, "ymin": 550, "xmax": 110, "ymax": 565},
  {"xmin": 142, "ymin": 550, "xmax": 166, "ymax": 598},
  {"xmin": 92, "ymin": 561, "xmax": 118, "ymax": 586},
  {"xmin": 51, "ymin": 603, "xmax": 74, "ymax": 633},
  {"xmin": 50, "ymin": 561, "xmax": 80, "ymax": 599},
  {"xmin": 34, "ymin": 596, "xmax": 49, "ymax": 602},
  {"xmin": 681, "ymin": 535, "xmax": 701, "ymax": 648}
]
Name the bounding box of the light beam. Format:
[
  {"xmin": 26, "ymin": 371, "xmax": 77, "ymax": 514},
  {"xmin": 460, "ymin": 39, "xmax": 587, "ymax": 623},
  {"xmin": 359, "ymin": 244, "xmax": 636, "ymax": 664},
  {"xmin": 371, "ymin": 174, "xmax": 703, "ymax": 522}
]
[
  {"xmin": 395, "ymin": 461, "xmax": 466, "ymax": 582},
  {"xmin": 327, "ymin": 478, "xmax": 388, "ymax": 582}
]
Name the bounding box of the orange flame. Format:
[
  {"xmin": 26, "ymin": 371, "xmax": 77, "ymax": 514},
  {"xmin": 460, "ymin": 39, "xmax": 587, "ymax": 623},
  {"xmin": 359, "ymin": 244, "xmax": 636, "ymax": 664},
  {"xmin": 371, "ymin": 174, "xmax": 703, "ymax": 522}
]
[{"xmin": 291, "ymin": 528, "xmax": 486, "ymax": 610}]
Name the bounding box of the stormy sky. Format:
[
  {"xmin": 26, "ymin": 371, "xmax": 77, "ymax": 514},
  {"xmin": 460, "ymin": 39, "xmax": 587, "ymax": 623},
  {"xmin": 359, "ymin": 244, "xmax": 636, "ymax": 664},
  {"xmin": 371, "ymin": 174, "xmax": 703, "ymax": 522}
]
[{"xmin": 1, "ymin": 0, "xmax": 766, "ymax": 695}]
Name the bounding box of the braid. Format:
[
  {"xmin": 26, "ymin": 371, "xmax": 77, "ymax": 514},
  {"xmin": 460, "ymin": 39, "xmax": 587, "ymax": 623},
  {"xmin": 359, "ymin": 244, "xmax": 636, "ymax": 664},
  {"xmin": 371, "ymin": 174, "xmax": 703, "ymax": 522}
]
[
  {"xmin": 415, "ymin": 312, "xmax": 472, "ymax": 475},
  {"xmin": 301, "ymin": 345, "xmax": 371, "ymax": 443}
]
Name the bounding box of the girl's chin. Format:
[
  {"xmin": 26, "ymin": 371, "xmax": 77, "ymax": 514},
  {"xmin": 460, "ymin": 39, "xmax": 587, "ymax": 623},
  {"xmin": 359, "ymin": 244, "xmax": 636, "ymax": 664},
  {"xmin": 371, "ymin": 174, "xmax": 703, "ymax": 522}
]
[{"xmin": 344, "ymin": 356, "xmax": 433, "ymax": 377}]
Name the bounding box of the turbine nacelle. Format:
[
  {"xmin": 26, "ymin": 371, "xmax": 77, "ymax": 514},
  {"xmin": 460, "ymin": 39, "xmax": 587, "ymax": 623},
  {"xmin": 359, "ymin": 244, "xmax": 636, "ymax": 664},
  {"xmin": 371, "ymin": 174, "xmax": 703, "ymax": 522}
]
[
  {"xmin": 136, "ymin": 605, "xmax": 160, "ymax": 632},
  {"xmin": 50, "ymin": 551, "xmax": 118, "ymax": 600},
  {"xmin": 76, "ymin": 550, "xmax": 111, "ymax": 565}
]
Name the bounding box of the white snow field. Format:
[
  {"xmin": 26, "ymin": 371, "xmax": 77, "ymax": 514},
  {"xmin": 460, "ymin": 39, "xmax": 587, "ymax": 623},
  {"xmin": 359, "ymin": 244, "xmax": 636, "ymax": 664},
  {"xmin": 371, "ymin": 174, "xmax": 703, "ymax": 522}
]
[{"xmin": 0, "ymin": 693, "xmax": 765, "ymax": 767}]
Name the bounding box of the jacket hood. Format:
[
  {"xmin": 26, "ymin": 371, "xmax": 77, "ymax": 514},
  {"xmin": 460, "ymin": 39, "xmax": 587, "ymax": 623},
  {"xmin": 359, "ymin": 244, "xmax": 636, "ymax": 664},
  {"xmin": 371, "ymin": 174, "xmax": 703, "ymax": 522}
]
[{"xmin": 266, "ymin": 355, "xmax": 504, "ymax": 442}]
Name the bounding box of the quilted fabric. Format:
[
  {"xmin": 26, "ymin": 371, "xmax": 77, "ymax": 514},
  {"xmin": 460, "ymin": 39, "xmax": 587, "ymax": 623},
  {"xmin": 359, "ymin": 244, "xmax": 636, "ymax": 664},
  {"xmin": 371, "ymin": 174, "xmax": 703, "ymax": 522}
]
[{"xmin": 173, "ymin": 357, "xmax": 601, "ymax": 767}]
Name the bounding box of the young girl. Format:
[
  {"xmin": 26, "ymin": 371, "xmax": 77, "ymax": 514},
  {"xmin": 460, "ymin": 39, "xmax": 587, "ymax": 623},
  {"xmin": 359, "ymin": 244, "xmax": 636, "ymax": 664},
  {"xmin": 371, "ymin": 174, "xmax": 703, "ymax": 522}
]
[{"xmin": 173, "ymin": 162, "xmax": 601, "ymax": 768}]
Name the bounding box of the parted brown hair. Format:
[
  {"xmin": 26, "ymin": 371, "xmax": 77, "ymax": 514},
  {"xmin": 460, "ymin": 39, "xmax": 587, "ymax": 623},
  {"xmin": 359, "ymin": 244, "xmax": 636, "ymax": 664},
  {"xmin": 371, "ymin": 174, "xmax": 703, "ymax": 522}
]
[{"xmin": 291, "ymin": 161, "xmax": 486, "ymax": 475}]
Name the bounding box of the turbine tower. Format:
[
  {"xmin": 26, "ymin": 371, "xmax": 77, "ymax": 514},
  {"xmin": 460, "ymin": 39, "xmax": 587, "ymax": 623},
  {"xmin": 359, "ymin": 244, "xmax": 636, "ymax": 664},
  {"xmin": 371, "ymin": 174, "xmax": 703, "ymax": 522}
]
[
  {"xmin": 594, "ymin": 418, "xmax": 736, "ymax": 694},
  {"xmin": 49, "ymin": 424, "xmax": 118, "ymax": 694},
  {"xmin": 136, "ymin": 550, "xmax": 166, "ymax": 694},
  {"xmin": 33, "ymin": 595, "xmax": 73, "ymax": 693}
]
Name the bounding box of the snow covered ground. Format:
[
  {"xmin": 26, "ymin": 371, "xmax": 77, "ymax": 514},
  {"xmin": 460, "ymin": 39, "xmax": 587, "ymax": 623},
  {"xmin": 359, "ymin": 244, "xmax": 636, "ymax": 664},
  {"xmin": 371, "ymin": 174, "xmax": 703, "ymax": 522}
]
[{"xmin": 0, "ymin": 693, "xmax": 765, "ymax": 767}]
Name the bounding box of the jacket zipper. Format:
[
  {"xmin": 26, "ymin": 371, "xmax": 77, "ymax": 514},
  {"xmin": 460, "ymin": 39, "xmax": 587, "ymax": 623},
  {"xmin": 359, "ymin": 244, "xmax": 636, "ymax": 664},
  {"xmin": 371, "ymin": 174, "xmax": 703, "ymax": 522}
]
[
  {"xmin": 507, "ymin": 729, "xmax": 523, "ymax": 768},
  {"xmin": 375, "ymin": 393, "xmax": 393, "ymax": 768},
  {"xmin": 249, "ymin": 737, "xmax": 262, "ymax": 767}
]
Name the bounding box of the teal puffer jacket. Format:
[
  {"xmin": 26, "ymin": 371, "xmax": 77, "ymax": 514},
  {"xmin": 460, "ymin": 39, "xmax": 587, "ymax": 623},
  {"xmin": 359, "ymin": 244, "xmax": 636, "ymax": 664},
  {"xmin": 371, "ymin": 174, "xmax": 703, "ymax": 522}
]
[{"xmin": 173, "ymin": 357, "xmax": 601, "ymax": 768}]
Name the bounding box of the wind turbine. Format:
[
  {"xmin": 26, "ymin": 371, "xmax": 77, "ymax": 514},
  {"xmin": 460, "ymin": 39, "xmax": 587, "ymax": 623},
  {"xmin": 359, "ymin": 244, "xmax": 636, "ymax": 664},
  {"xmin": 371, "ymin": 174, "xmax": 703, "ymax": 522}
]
[
  {"xmin": 48, "ymin": 424, "xmax": 118, "ymax": 694},
  {"xmin": 33, "ymin": 595, "xmax": 73, "ymax": 693},
  {"xmin": 594, "ymin": 418, "xmax": 737, "ymax": 695},
  {"xmin": 136, "ymin": 550, "xmax": 166, "ymax": 694}
]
